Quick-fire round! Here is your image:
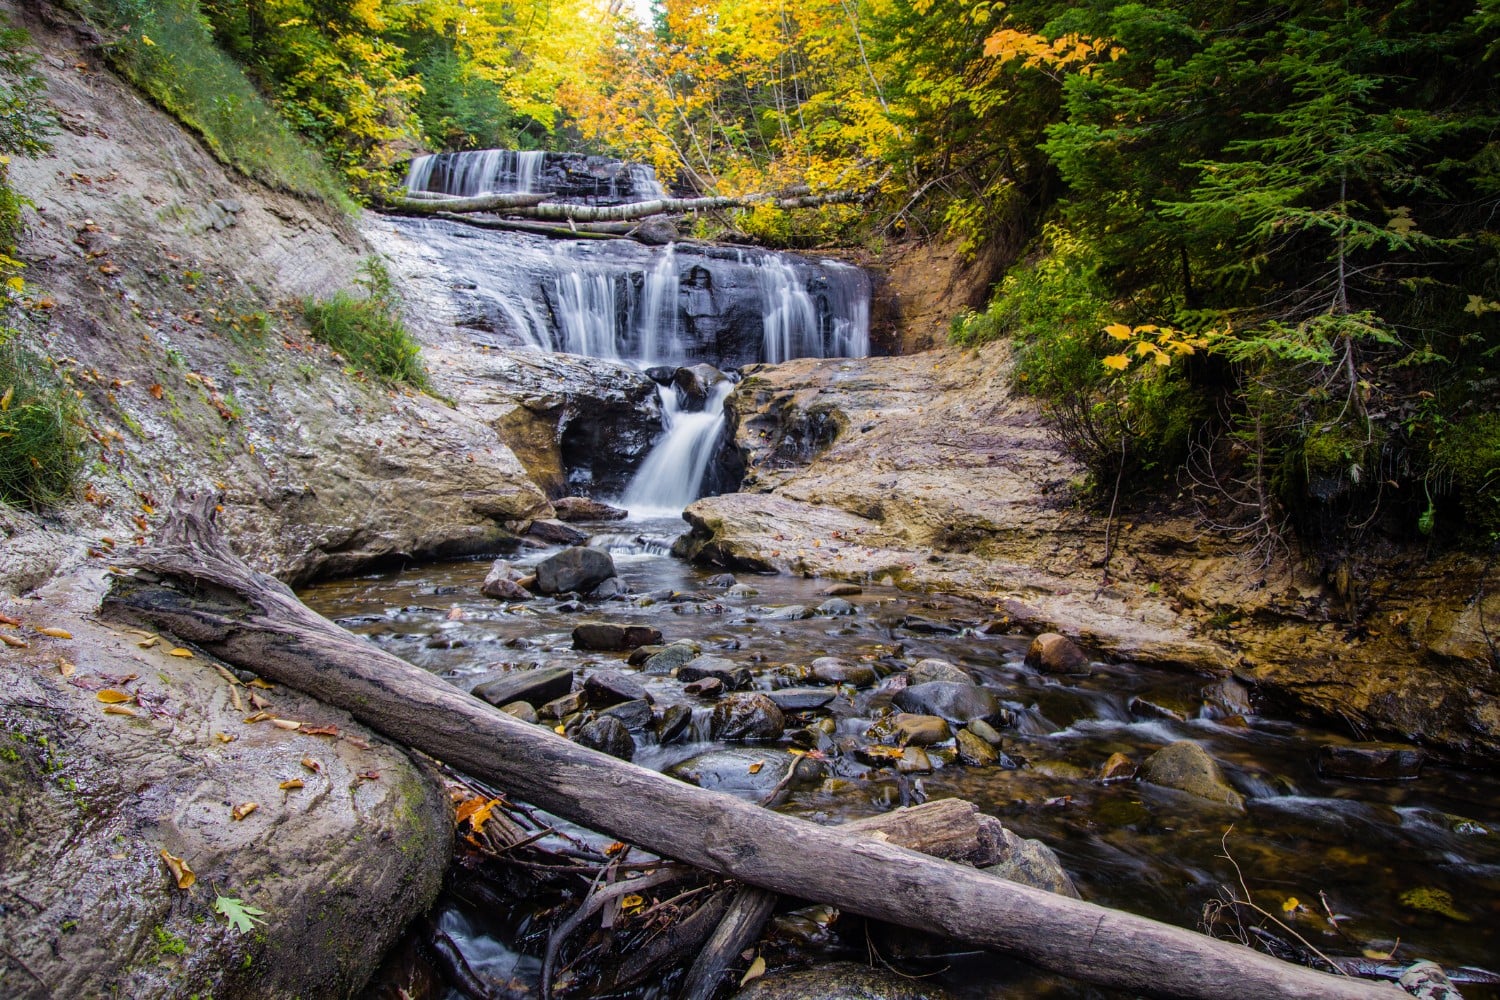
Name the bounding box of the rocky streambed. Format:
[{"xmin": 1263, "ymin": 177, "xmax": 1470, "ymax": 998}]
[{"xmin": 300, "ymin": 517, "xmax": 1500, "ymax": 998}]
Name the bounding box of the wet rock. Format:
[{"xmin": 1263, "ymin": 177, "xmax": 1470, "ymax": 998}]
[
  {"xmin": 984, "ymin": 827, "xmax": 1081, "ymax": 898},
  {"xmin": 704, "ymin": 573, "xmax": 739, "ymax": 588},
  {"xmin": 710, "ymin": 693, "xmax": 785, "ymax": 740},
  {"xmin": 726, "ymin": 583, "xmax": 760, "ymax": 598},
  {"xmin": 1128, "ymin": 696, "xmax": 1187, "ymax": 723},
  {"xmin": 966, "ymin": 718, "xmax": 1003, "ymax": 745},
  {"xmin": 809, "ymin": 656, "xmax": 877, "ymax": 687},
  {"xmin": 760, "ymin": 604, "xmax": 812, "ymax": 620},
  {"xmin": 891, "ymin": 713, "xmax": 952, "ymax": 746},
  {"xmin": 643, "ymin": 641, "xmax": 702, "ymax": 674},
  {"xmin": 816, "ymin": 598, "xmax": 856, "ymax": 616},
  {"xmin": 528, "ymin": 518, "xmax": 589, "ymax": 545},
  {"xmin": 898, "ymin": 746, "xmax": 934, "ymax": 773},
  {"xmin": 1316, "ymin": 742, "xmax": 1426, "ymax": 781},
  {"xmin": 892, "ymin": 681, "xmax": 1000, "ymax": 724},
  {"xmin": 571, "ymin": 622, "xmax": 663, "ymax": 652},
  {"xmin": 822, "ymin": 583, "xmax": 863, "ymax": 597},
  {"xmin": 906, "ymin": 658, "xmax": 973, "ymax": 686},
  {"xmin": 576, "ymin": 716, "xmax": 635, "ymax": 760},
  {"xmin": 955, "ymin": 728, "xmax": 998, "ymax": 766},
  {"xmin": 900, "ymin": 614, "xmax": 961, "ymax": 635},
  {"xmin": 1099, "ymin": 752, "xmax": 1137, "ymax": 781},
  {"xmin": 655, "ymin": 704, "xmax": 694, "ymax": 743},
  {"xmin": 683, "ymin": 676, "xmax": 724, "ymax": 697},
  {"xmin": 553, "ymin": 496, "xmax": 629, "ymax": 522},
  {"xmin": 1399, "ymin": 960, "xmax": 1463, "ymax": 1000},
  {"xmin": 583, "ymin": 669, "xmax": 648, "ymax": 707},
  {"xmin": 601, "ymin": 698, "xmax": 654, "ymax": 730},
  {"xmin": 1140, "ymin": 741, "xmax": 1245, "ymax": 810},
  {"xmin": 540, "ymin": 691, "xmax": 586, "ymax": 719},
  {"xmin": 765, "ymin": 687, "xmax": 836, "ymax": 712},
  {"xmin": 500, "ymin": 701, "xmax": 538, "ymax": 724},
  {"xmin": 535, "ymin": 546, "xmax": 617, "ymax": 595},
  {"xmin": 1024, "ymin": 633, "xmax": 1090, "ymax": 674},
  {"xmin": 678, "ymin": 655, "xmax": 752, "ymax": 689},
  {"xmin": 555, "ymin": 599, "xmax": 586, "ymax": 613},
  {"xmin": 480, "ymin": 560, "xmax": 532, "ymax": 601},
  {"xmin": 732, "ymin": 961, "xmax": 953, "ymax": 1000},
  {"xmin": 628, "ymin": 644, "xmax": 664, "ymax": 665},
  {"xmin": 674, "ymin": 363, "xmax": 729, "ymax": 406},
  {"xmin": 668, "ymin": 748, "xmax": 820, "ymax": 796},
  {"xmin": 472, "ymin": 666, "xmax": 574, "ymax": 710},
  {"xmin": 1203, "ymin": 677, "xmax": 1256, "ymax": 718},
  {"xmin": 590, "ymin": 576, "xmax": 630, "ymax": 599}
]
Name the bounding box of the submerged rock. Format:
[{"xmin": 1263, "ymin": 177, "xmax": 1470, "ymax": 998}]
[
  {"xmin": 906, "ymin": 658, "xmax": 973, "ymax": 686},
  {"xmin": 955, "ymin": 728, "xmax": 998, "ymax": 766},
  {"xmin": 572, "ymin": 621, "xmax": 663, "ymax": 652},
  {"xmin": 643, "ymin": 641, "xmax": 702, "ymax": 674},
  {"xmin": 809, "ymin": 656, "xmax": 877, "ymax": 687},
  {"xmin": 1024, "ymin": 633, "xmax": 1090, "ymax": 674},
  {"xmin": 710, "ymin": 693, "xmax": 786, "ymax": 740},
  {"xmin": 765, "ymin": 687, "xmax": 837, "ymax": 712},
  {"xmin": 1317, "ymin": 742, "xmax": 1426, "ymax": 781},
  {"xmin": 1099, "ymin": 752, "xmax": 1137, "ymax": 781},
  {"xmin": 1140, "ymin": 741, "xmax": 1245, "ymax": 810},
  {"xmin": 890, "ymin": 713, "xmax": 952, "ymax": 746},
  {"xmin": 553, "ymin": 496, "xmax": 629, "ymax": 522},
  {"xmin": 733, "ymin": 962, "xmax": 954, "ymax": 1000},
  {"xmin": 535, "ymin": 546, "xmax": 617, "ymax": 594},
  {"xmin": 669, "ymin": 748, "xmax": 821, "ymax": 795}
]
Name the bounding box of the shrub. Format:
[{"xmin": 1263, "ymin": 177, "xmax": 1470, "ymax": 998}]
[
  {"xmin": 0, "ymin": 332, "xmax": 82, "ymax": 508},
  {"xmin": 301, "ymin": 261, "xmax": 426, "ymax": 388},
  {"xmin": 1431, "ymin": 413, "xmax": 1500, "ymax": 537}
]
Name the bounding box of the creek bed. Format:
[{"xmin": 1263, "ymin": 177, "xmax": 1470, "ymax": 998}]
[{"xmin": 299, "ymin": 516, "xmax": 1500, "ymax": 999}]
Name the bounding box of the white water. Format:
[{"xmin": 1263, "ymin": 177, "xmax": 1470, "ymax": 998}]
[
  {"xmin": 758, "ymin": 256, "xmax": 821, "ymax": 364},
  {"xmin": 404, "ymin": 149, "xmax": 546, "ymax": 197},
  {"xmin": 619, "ymin": 380, "xmax": 735, "ymax": 516},
  {"xmin": 636, "ymin": 244, "xmax": 682, "ymax": 364}
]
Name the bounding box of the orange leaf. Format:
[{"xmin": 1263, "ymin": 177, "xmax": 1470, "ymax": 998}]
[
  {"xmin": 300, "ymin": 757, "xmax": 322, "ymax": 772},
  {"xmin": 301, "ymin": 724, "xmax": 338, "ymax": 737},
  {"xmin": 214, "ymin": 732, "xmax": 236, "ymax": 743},
  {"xmin": 148, "ymin": 383, "xmax": 163, "ymax": 399},
  {"xmin": 169, "ymin": 648, "xmax": 193, "ymax": 658},
  {"xmin": 357, "ymin": 770, "xmax": 380, "ymax": 781},
  {"xmin": 37, "ymin": 627, "xmax": 73, "ymax": 639},
  {"xmin": 279, "ymin": 778, "xmax": 304, "ymax": 791},
  {"xmin": 97, "ymin": 689, "xmax": 133, "ymax": 704},
  {"xmin": 231, "ymin": 802, "xmax": 259, "ymax": 821},
  {"xmin": 0, "ymin": 633, "xmax": 28, "ymax": 648},
  {"xmin": 57, "ymin": 658, "xmax": 75, "ymax": 677},
  {"xmin": 160, "ymin": 850, "xmax": 196, "ymax": 890}
]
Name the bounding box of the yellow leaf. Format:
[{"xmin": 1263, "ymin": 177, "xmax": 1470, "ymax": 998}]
[
  {"xmin": 271, "ymin": 719, "xmax": 302, "ymax": 730},
  {"xmin": 1282, "ymin": 896, "xmax": 1300, "ymax": 913},
  {"xmin": 231, "ymin": 802, "xmax": 259, "ymax": 821},
  {"xmin": 160, "ymin": 850, "xmax": 195, "ymax": 889},
  {"xmin": 37, "ymin": 627, "xmax": 72, "ymax": 639},
  {"xmin": 1152, "ymin": 349, "xmax": 1172, "ymax": 366},
  {"xmin": 0, "ymin": 386, "xmax": 11, "ymax": 410},
  {"xmin": 141, "ymin": 33, "xmax": 156, "ymax": 46},
  {"xmin": 169, "ymin": 647, "xmax": 193, "ymax": 658},
  {"xmin": 279, "ymin": 778, "xmax": 304, "ymax": 791},
  {"xmin": 4, "ymin": 276, "xmax": 22, "ymax": 294},
  {"xmin": 1134, "ymin": 341, "xmax": 1157, "ymax": 357},
  {"xmin": 243, "ymin": 711, "xmax": 273, "ymax": 723},
  {"xmin": 58, "ymin": 658, "xmax": 75, "ymax": 677},
  {"xmin": 104, "ymin": 704, "xmax": 138, "ymax": 717},
  {"xmin": 1103, "ymin": 323, "xmax": 1132, "ymax": 341},
  {"xmin": 247, "ymin": 678, "xmax": 275, "ymax": 689},
  {"xmin": 97, "ymin": 689, "xmax": 133, "ymax": 704},
  {"xmin": 740, "ymin": 955, "xmax": 767, "ymax": 987},
  {"xmin": 748, "ymin": 761, "xmax": 765, "ymax": 774},
  {"xmin": 137, "ymin": 636, "xmax": 159, "ymax": 649},
  {"xmin": 214, "ymin": 732, "xmax": 235, "ymax": 743},
  {"xmin": 620, "ymin": 893, "xmax": 645, "ymax": 914},
  {"xmin": 1101, "ymin": 354, "xmax": 1131, "ymax": 371}
]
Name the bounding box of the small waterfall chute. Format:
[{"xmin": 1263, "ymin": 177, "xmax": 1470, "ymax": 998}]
[{"xmin": 619, "ymin": 378, "xmax": 735, "ymax": 517}]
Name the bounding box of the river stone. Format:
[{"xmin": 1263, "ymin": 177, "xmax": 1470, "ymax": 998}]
[
  {"xmin": 553, "ymin": 496, "xmax": 629, "ymax": 522},
  {"xmin": 726, "ymin": 583, "xmax": 760, "ymax": 598},
  {"xmin": 892, "ymin": 681, "xmax": 1000, "ymax": 724},
  {"xmin": 643, "ymin": 641, "xmax": 702, "ymax": 674},
  {"xmin": 528, "ymin": 518, "xmax": 589, "ymax": 545},
  {"xmin": 668, "ymin": 748, "xmax": 820, "ymax": 796},
  {"xmin": 535, "ymin": 546, "xmax": 617, "ymax": 595},
  {"xmin": 472, "ymin": 666, "xmax": 574, "ymax": 710},
  {"xmin": 710, "ymin": 693, "xmax": 786, "ymax": 740},
  {"xmin": 1100, "ymin": 752, "xmax": 1137, "ymax": 781},
  {"xmin": 480, "ymin": 560, "xmax": 530, "ymax": 601},
  {"xmin": 899, "ymin": 614, "xmax": 961, "ymax": 635},
  {"xmin": 1399, "ymin": 960, "xmax": 1462, "ymax": 1000},
  {"xmin": 822, "ymin": 583, "xmax": 863, "ymax": 597},
  {"xmin": 1141, "ymin": 741, "xmax": 1245, "ymax": 809},
  {"xmin": 1316, "ymin": 742, "xmax": 1426, "ymax": 781},
  {"xmin": 1203, "ymin": 677, "xmax": 1256, "ymax": 718},
  {"xmin": 809, "ymin": 656, "xmax": 877, "ymax": 687},
  {"xmin": 906, "ymin": 658, "xmax": 973, "ymax": 686},
  {"xmin": 704, "ymin": 573, "xmax": 739, "ymax": 588},
  {"xmin": 984, "ymin": 826, "xmax": 1081, "ymax": 898},
  {"xmin": 817, "ymin": 597, "xmax": 856, "ymax": 616},
  {"xmin": 674, "ymin": 363, "xmax": 728, "ymax": 405},
  {"xmin": 966, "ymin": 718, "xmax": 1003, "ymax": 745},
  {"xmin": 898, "ymin": 746, "xmax": 934, "ymax": 773},
  {"xmin": 576, "ymin": 716, "xmax": 635, "ymax": 761},
  {"xmin": 583, "ymin": 669, "xmax": 649, "ymax": 707},
  {"xmin": 540, "ymin": 691, "xmax": 586, "ymax": 719},
  {"xmin": 760, "ymin": 604, "xmax": 812, "ymax": 620},
  {"xmin": 655, "ymin": 703, "xmax": 694, "ymax": 743},
  {"xmin": 679, "ymin": 655, "xmax": 752, "ymax": 689},
  {"xmin": 732, "ymin": 962, "xmax": 953, "ymax": 1000},
  {"xmin": 891, "ymin": 713, "xmax": 952, "ymax": 746},
  {"xmin": 1024, "ymin": 633, "xmax": 1091, "ymax": 674},
  {"xmin": 601, "ymin": 698, "xmax": 654, "ymax": 730},
  {"xmin": 765, "ymin": 687, "xmax": 837, "ymax": 712},
  {"xmin": 1128, "ymin": 695, "xmax": 1187, "ymax": 723},
  {"xmin": 683, "ymin": 676, "xmax": 724, "ymax": 697},
  {"xmin": 500, "ymin": 701, "xmax": 539, "ymax": 724},
  {"xmin": 572, "ymin": 622, "xmax": 663, "ymax": 652},
  {"xmin": 590, "ymin": 576, "xmax": 630, "ymax": 599},
  {"xmin": 955, "ymin": 728, "xmax": 998, "ymax": 766}
]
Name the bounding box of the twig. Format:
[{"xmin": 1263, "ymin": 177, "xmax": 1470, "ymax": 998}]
[{"xmin": 1216, "ymin": 828, "xmax": 1350, "ymax": 977}]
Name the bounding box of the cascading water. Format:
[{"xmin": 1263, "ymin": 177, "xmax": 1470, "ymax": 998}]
[
  {"xmin": 404, "ymin": 149, "xmax": 546, "ymax": 197},
  {"xmin": 619, "ymin": 379, "xmax": 736, "ymax": 516}
]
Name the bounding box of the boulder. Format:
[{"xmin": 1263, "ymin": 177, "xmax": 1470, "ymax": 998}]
[
  {"xmin": 683, "ymin": 677, "xmax": 724, "ymax": 697},
  {"xmin": 572, "ymin": 622, "xmax": 663, "ymax": 652},
  {"xmin": 480, "ymin": 559, "xmax": 531, "ymax": 601},
  {"xmin": 668, "ymin": 748, "xmax": 822, "ymax": 796},
  {"xmin": 1099, "ymin": 752, "xmax": 1136, "ymax": 781},
  {"xmin": 527, "ymin": 518, "xmax": 589, "ymax": 545},
  {"xmin": 984, "ymin": 827, "xmax": 1081, "ymax": 898},
  {"xmin": 590, "ymin": 576, "xmax": 630, "ymax": 599},
  {"xmin": 471, "ymin": 666, "xmax": 574, "ymax": 710},
  {"xmin": 643, "ymin": 642, "xmax": 702, "ymax": 674},
  {"xmin": 553, "ymin": 496, "xmax": 629, "ymax": 522},
  {"xmin": 535, "ymin": 546, "xmax": 616, "ymax": 595},
  {"xmin": 1024, "ymin": 633, "xmax": 1091, "ymax": 674},
  {"xmin": 1140, "ymin": 741, "xmax": 1245, "ymax": 809},
  {"xmin": 583, "ymin": 670, "xmax": 649, "ymax": 707},
  {"xmin": 892, "ymin": 681, "xmax": 1000, "ymax": 724},
  {"xmin": 966, "ymin": 718, "xmax": 1003, "ymax": 745},
  {"xmin": 678, "ymin": 655, "xmax": 752, "ymax": 689},
  {"xmin": 674, "ymin": 363, "xmax": 729, "ymax": 406},
  {"xmin": 816, "ymin": 598, "xmax": 856, "ymax": 616},
  {"xmin": 1316, "ymin": 742, "xmax": 1426, "ymax": 781},
  {"xmin": 499, "ymin": 701, "xmax": 539, "ymax": 724},
  {"xmin": 809, "ymin": 656, "xmax": 877, "ymax": 687},
  {"xmin": 822, "ymin": 583, "xmax": 863, "ymax": 597},
  {"xmin": 575, "ymin": 716, "xmax": 635, "ymax": 761},
  {"xmin": 890, "ymin": 713, "xmax": 952, "ymax": 747},
  {"xmin": 710, "ymin": 693, "xmax": 786, "ymax": 741},
  {"xmin": 601, "ymin": 698, "xmax": 654, "ymax": 730},
  {"xmin": 765, "ymin": 687, "xmax": 837, "ymax": 712},
  {"xmin": 906, "ymin": 658, "xmax": 973, "ymax": 686}
]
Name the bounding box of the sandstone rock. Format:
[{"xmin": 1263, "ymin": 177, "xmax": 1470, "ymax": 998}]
[
  {"xmin": 710, "ymin": 693, "xmax": 786, "ymax": 741},
  {"xmin": 571, "ymin": 622, "xmax": 663, "ymax": 652},
  {"xmin": 500, "ymin": 701, "xmax": 539, "ymax": 724},
  {"xmin": 553, "ymin": 496, "xmax": 629, "ymax": 522},
  {"xmin": 583, "ymin": 669, "xmax": 648, "ymax": 707},
  {"xmin": 892, "ymin": 681, "xmax": 1000, "ymax": 724},
  {"xmin": 822, "ymin": 583, "xmax": 863, "ymax": 597},
  {"xmin": 809, "ymin": 656, "xmax": 877, "ymax": 687},
  {"xmin": 576, "ymin": 716, "xmax": 635, "ymax": 760},
  {"xmin": 1099, "ymin": 752, "xmax": 1137, "ymax": 781},
  {"xmin": 1316, "ymin": 742, "xmax": 1426, "ymax": 781},
  {"xmin": 1141, "ymin": 741, "xmax": 1245, "ymax": 809},
  {"xmin": 906, "ymin": 658, "xmax": 973, "ymax": 685},
  {"xmin": 966, "ymin": 718, "xmax": 1003, "ymax": 745},
  {"xmin": 535, "ymin": 546, "xmax": 616, "ymax": 594},
  {"xmin": 540, "ymin": 691, "xmax": 586, "ymax": 719},
  {"xmin": 472, "ymin": 666, "xmax": 574, "ymax": 710},
  {"xmin": 956, "ymin": 728, "xmax": 999, "ymax": 766},
  {"xmin": 528, "ymin": 518, "xmax": 589, "ymax": 545},
  {"xmin": 890, "ymin": 713, "xmax": 952, "ymax": 746},
  {"xmin": 1024, "ymin": 633, "xmax": 1090, "ymax": 674}
]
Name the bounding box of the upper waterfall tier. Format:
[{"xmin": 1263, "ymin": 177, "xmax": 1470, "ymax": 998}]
[
  {"xmin": 404, "ymin": 150, "xmax": 666, "ymax": 206},
  {"xmin": 383, "ymin": 217, "xmax": 870, "ymax": 370}
]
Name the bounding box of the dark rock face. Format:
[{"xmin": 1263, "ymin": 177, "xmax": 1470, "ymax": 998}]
[
  {"xmin": 472, "ymin": 666, "xmax": 574, "ymax": 709},
  {"xmin": 601, "ymin": 698, "xmax": 654, "ymax": 730},
  {"xmin": 678, "ymin": 655, "xmax": 751, "ymax": 689},
  {"xmin": 892, "ymin": 681, "xmax": 1000, "ymax": 724},
  {"xmin": 528, "ymin": 518, "xmax": 588, "ymax": 545},
  {"xmin": 576, "ymin": 716, "xmax": 635, "ymax": 760},
  {"xmin": 583, "ymin": 669, "xmax": 649, "ymax": 707},
  {"xmin": 765, "ymin": 688, "xmax": 837, "ymax": 711},
  {"xmin": 1317, "ymin": 742, "xmax": 1426, "ymax": 781},
  {"xmin": 535, "ymin": 547, "xmax": 617, "ymax": 595},
  {"xmin": 710, "ymin": 693, "xmax": 786, "ymax": 741},
  {"xmin": 553, "ymin": 497, "xmax": 629, "ymax": 522}
]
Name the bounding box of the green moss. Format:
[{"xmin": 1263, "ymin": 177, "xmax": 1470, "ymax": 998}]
[
  {"xmin": 1431, "ymin": 413, "xmax": 1500, "ymax": 535},
  {"xmin": 152, "ymin": 925, "xmax": 188, "ymax": 959}
]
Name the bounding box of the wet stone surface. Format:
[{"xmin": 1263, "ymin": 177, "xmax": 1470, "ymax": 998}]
[{"xmin": 302, "ymin": 515, "xmax": 1500, "ymax": 999}]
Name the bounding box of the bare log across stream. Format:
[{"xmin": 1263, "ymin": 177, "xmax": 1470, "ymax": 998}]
[
  {"xmin": 102, "ymin": 496, "xmax": 1405, "ymax": 1000},
  {"xmin": 380, "ymin": 187, "xmax": 869, "ymax": 221}
]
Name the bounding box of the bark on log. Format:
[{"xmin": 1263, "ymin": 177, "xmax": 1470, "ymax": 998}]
[
  {"xmin": 380, "ymin": 188, "xmax": 868, "ymax": 222},
  {"xmin": 102, "ymin": 496, "xmax": 1403, "ymax": 1000},
  {"xmin": 678, "ymin": 886, "xmax": 778, "ymax": 1000},
  {"xmin": 379, "ymin": 191, "xmax": 551, "ymax": 214}
]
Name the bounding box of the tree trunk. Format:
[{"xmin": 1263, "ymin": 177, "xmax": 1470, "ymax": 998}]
[
  {"xmin": 380, "ymin": 188, "xmax": 868, "ymax": 221},
  {"xmin": 102, "ymin": 496, "xmax": 1403, "ymax": 1000}
]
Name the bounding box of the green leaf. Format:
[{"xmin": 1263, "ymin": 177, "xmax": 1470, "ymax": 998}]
[{"xmin": 215, "ymin": 894, "xmax": 268, "ymax": 934}]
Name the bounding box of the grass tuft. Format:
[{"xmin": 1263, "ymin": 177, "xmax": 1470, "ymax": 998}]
[
  {"xmin": 301, "ymin": 260, "xmax": 426, "ymax": 388},
  {"xmin": 0, "ymin": 334, "xmax": 83, "ymax": 509}
]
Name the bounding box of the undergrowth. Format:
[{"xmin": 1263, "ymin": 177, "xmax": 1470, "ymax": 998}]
[
  {"xmin": 301, "ymin": 260, "xmax": 427, "ymax": 388},
  {"xmin": 67, "ymin": 0, "xmax": 350, "ymax": 208},
  {"xmin": 0, "ymin": 330, "xmax": 83, "ymax": 509}
]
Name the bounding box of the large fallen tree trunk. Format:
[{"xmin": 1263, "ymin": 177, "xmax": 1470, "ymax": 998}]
[
  {"xmin": 380, "ymin": 187, "xmax": 868, "ymax": 221},
  {"xmin": 103, "ymin": 496, "xmax": 1403, "ymax": 1000}
]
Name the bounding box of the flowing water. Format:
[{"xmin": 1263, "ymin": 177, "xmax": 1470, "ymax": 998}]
[{"xmin": 301, "ymin": 522, "xmax": 1500, "ymax": 999}]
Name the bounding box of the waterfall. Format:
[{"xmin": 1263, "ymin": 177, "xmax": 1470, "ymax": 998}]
[
  {"xmin": 619, "ymin": 380, "xmax": 735, "ymax": 517},
  {"xmin": 819, "ymin": 260, "xmax": 872, "ymax": 359},
  {"xmin": 635, "ymin": 244, "xmax": 681, "ymax": 365},
  {"xmin": 555, "ymin": 267, "xmax": 625, "ymax": 361},
  {"xmin": 404, "ymin": 150, "xmax": 546, "ymax": 197},
  {"xmin": 756, "ymin": 256, "xmax": 821, "ymax": 364}
]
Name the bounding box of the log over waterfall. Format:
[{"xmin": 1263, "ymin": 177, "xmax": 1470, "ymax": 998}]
[
  {"xmin": 380, "ymin": 187, "xmax": 870, "ymax": 220},
  {"xmin": 102, "ymin": 495, "xmax": 1405, "ymax": 1000}
]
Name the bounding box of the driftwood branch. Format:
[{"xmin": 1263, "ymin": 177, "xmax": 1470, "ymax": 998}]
[{"xmin": 102, "ymin": 495, "xmax": 1403, "ymax": 1000}]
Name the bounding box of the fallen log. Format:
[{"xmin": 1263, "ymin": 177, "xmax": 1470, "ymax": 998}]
[
  {"xmin": 380, "ymin": 187, "xmax": 869, "ymax": 222},
  {"xmin": 102, "ymin": 495, "xmax": 1404, "ymax": 1000},
  {"xmin": 379, "ymin": 191, "xmax": 552, "ymax": 214}
]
